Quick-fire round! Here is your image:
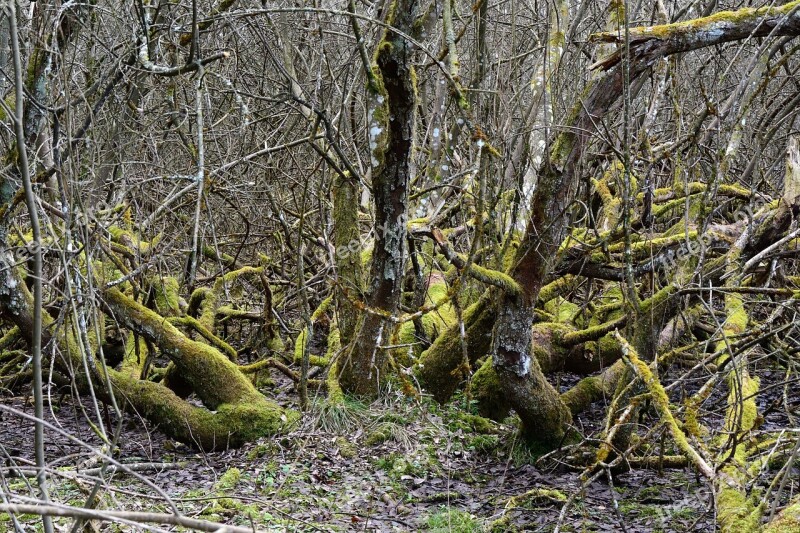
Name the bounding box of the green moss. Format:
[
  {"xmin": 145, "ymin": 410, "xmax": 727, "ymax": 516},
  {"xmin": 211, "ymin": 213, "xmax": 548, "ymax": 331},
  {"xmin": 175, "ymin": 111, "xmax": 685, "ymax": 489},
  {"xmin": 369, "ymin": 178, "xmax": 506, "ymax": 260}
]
[
  {"xmin": 311, "ymin": 295, "xmax": 333, "ymax": 322},
  {"xmin": 119, "ymin": 331, "xmax": 148, "ymax": 379},
  {"xmin": 566, "ymin": 326, "xmax": 620, "ymax": 352},
  {"xmin": 326, "ymin": 359, "xmax": 345, "ymax": 405},
  {"xmin": 374, "ymin": 451, "xmax": 430, "ymax": 480},
  {"xmin": 448, "ymin": 411, "xmax": 497, "ymax": 434},
  {"xmin": 465, "ymin": 262, "xmax": 522, "ymax": 295},
  {"xmin": 543, "ymin": 296, "xmax": 580, "ymax": 324},
  {"xmin": 169, "ymin": 316, "xmax": 238, "ymax": 362},
  {"xmin": 425, "ymin": 508, "xmax": 482, "ymax": 532},
  {"xmin": 335, "ymin": 436, "xmax": 357, "ymax": 458},
  {"xmin": 561, "ymin": 359, "xmax": 625, "ymax": 415},
  {"xmin": 633, "ymin": 1, "xmax": 800, "ymax": 41},
  {"xmin": 728, "ymin": 374, "xmax": 760, "ymax": 435},
  {"xmin": 201, "ymin": 244, "xmax": 235, "ymax": 267},
  {"xmin": 246, "ymin": 442, "xmax": 277, "ymax": 460},
  {"xmin": 100, "ymin": 288, "xmax": 299, "ymax": 448},
  {"xmin": 196, "ymin": 288, "xmax": 217, "ymax": 332},
  {"xmin": 764, "ymin": 496, "xmax": 800, "ymax": 533},
  {"xmin": 360, "ymin": 247, "xmax": 373, "ymax": 269},
  {"xmin": 366, "ymin": 422, "xmax": 394, "ymax": 445},
  {"xmin": 394, "ymin": 321, "xmax": 423, "ymax": 363},
  {"xmin": 294, "ymin": 328, "xmax": 309, "ymax": 362},
  {"xmin": 467, "ymin": 434, "xmax": 500, "ymax": 453},
  {"xmin": 615, "ymin": 331, "xmax": 712, "ymax": 478},
  {"xmin": 520, "ymin": 487, "xmax": 566, "ymax": 504},
  {"xmin": 293, "ymin": 326, "xmax": 332, "ymax": 367},
  {"xmin": 468, "ymin": 358, "xmax": 510, "ymax": 421},
  {"xmin": 488, "ymin": 487, "xmax": 567, "ymax": 531},
  {"xmin": 619, "ymin": 502, "xmax": 663, "ymax": 517},
  {"xmin": 333, "ymin": 171, "xmax": 364, "ymax": 347},
  {"xmin": 639, "ymin": 282, "xmax": 677, "ymax": 316},
  {"xmin": 537, "ymin": 275, "xmax": 576, "ymax": 303},
  {"xmin": 416, "ymin": 292, "xmax": 495, "ymax": 402},
  {"xmin": 682, "ymin": 398, "xmax": 706, "ymax": 438},
  {"xmin": 530, "ymin": 322, "xmax": 574, "ymax": 373},
  {"xmin": 723, "ymin": 293, "xmax": 748, "ymax": 335},
  {"xmin": 109, "ymin": 370, "xmax": 297, "ymax": 450},
  {"xmin": 716, "ymin": 484, "xmax": 762, "ymax": 533},
  {"xmin": 215, "ymin": 467, "xmax": 241, "ymax": 492},
  {"xmin": 215, "ymin": 399, "xmax": 299, "ymax": 443},
  {"xmin": 393, "ymin": 280, "xmax": 455, "ymax": 365},
  {"xmin": 151, "ymin": 276, "xmax": 181, "ymax": 316},
  {"xmin": 0, "ymin": 94, "xmax": 16, "ymax": 122},
  {"xmin": 602, "ymin": 231, "xmax": 697, "ymax": 258},
  {"xmin": 108, "ymin": 226, "xmax": 160, "ymax": 255},
  {"xmin": 266, "ymin": 333, "xmax": 285, "ymax": 353},
  {"xmin": 325, "ymin": 327, "xmax": 340, "ymax": 359}
]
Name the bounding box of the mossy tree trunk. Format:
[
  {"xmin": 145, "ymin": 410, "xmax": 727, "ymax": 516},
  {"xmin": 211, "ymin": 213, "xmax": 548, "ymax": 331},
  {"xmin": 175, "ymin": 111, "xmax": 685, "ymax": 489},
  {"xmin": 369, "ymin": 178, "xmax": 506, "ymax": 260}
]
[
  {"xmin": 339, "ymin": 0, "xmax": 419, "ymax": 396},
  {"xmin": 419, "ymin": 0, "xmax": 800, "ymax": 449},
  {"xmin": 333, "ymin": 172, "xmax": 363, "ymax": 349},
  {"xmin": 417, "ymin": 291, "xmax": 496, "ymax": 401}
]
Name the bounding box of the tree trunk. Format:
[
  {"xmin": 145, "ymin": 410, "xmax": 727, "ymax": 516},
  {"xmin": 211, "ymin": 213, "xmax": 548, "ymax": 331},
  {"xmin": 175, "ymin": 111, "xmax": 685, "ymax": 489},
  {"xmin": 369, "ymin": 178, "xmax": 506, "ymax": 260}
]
[
  {"xmin": 333, "ymin": 172, "xmax": 363, "ymax": 349},
  {"xmin": 339, "ymin": 0, "xmax": 418, "ymax": 396}
]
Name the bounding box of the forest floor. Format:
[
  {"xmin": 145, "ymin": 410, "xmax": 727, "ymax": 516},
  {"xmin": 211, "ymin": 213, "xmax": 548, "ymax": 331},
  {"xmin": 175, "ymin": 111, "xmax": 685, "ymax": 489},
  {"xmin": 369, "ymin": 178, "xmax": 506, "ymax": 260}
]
[{"xmin": 0, "ymin": 369, "xmax": 728, "ymax": 533}]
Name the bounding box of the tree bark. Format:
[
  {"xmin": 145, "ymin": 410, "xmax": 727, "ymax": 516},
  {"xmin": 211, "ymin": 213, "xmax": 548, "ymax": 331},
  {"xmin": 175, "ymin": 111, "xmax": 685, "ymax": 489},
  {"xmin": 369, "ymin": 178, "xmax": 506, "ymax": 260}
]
[{"xmin": 339, "ymin": 0, "xmax": 418, "ymax": 396}]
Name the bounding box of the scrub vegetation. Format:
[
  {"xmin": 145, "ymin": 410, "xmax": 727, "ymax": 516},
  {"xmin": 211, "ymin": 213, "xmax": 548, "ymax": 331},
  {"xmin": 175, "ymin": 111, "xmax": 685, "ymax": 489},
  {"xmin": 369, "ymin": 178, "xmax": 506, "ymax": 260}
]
[{"xmin": 0, "ymin": 0, "xmax": 799, "ymax": 531}]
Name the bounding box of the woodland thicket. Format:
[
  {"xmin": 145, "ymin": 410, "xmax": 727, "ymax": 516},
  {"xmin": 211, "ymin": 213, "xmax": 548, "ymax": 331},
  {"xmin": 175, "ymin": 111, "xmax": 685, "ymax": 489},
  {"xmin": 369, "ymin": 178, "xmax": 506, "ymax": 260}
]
[{"xmin": 1, "ymin": 1, "xmax": 800, "ymax": 531}]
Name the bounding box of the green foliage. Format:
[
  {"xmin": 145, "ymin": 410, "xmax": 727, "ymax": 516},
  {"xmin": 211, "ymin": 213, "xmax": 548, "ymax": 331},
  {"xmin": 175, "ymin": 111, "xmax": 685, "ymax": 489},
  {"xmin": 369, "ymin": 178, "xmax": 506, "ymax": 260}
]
[
  {"xmin": 467, "ymin": 434, "xmax": 500, "ymax": 453},
  {"xmin": 425, "ymin": 508, "xmax": 482, "ymax": 532}
]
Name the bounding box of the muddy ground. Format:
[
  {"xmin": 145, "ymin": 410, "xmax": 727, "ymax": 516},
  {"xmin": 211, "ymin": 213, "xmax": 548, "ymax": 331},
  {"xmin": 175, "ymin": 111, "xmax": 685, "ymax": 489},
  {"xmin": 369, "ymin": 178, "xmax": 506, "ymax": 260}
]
[{"xmin": 2, "ymin": 362, "xmax": 795, "ymax": 531}]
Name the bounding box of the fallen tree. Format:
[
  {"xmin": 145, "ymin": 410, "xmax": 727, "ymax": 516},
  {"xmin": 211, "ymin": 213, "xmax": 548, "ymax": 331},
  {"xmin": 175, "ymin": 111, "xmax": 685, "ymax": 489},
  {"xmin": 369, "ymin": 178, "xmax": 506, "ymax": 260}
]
[{"xmin": 0, "ymin": 236, "xmax": 297, "ymax": 450}]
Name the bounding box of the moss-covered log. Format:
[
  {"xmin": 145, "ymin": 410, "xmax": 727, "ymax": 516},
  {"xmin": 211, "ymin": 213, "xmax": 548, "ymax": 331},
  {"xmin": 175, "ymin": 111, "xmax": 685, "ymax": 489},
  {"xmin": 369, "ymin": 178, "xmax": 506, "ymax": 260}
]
[
  {"xmin": 103, "ymin": 288, "xmax": 260, "ymax": 409},
  {"xmin": 0, "ymin": 246, "xmax": 296, "ymax": 450},
  {"xmin": 764, "ymin": 496, "xmax": 800, "ymax": 533},
  {"xmin": 109, "ymin": 372, "xmax": 294, "ymax": 450},
  {"xmin": 416, "ymin": 291, "xmax": 495, "ymax": 402},
  {"xmin": 560, "ymin": 359, "xmax": 626, "ymax": 416}
]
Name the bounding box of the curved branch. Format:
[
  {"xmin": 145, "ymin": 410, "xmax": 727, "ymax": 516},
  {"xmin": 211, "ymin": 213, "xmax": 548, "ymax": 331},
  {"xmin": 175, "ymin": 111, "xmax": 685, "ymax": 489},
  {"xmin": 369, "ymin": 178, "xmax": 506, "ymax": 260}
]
[{"xmin": 591, "ymin": 1, "xmax": 800, "ymax": 71}]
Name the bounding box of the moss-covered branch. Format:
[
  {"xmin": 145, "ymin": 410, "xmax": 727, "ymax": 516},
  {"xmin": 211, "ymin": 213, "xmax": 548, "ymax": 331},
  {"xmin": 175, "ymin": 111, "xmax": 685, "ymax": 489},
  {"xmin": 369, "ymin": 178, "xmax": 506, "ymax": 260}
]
[
  {"xmin": 615, "ymin": 331, "xmax": 715, "ymax": 479},
  {"xmin": 591, "ymin": 1, "xmax": 800, "ymax": 71}
]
